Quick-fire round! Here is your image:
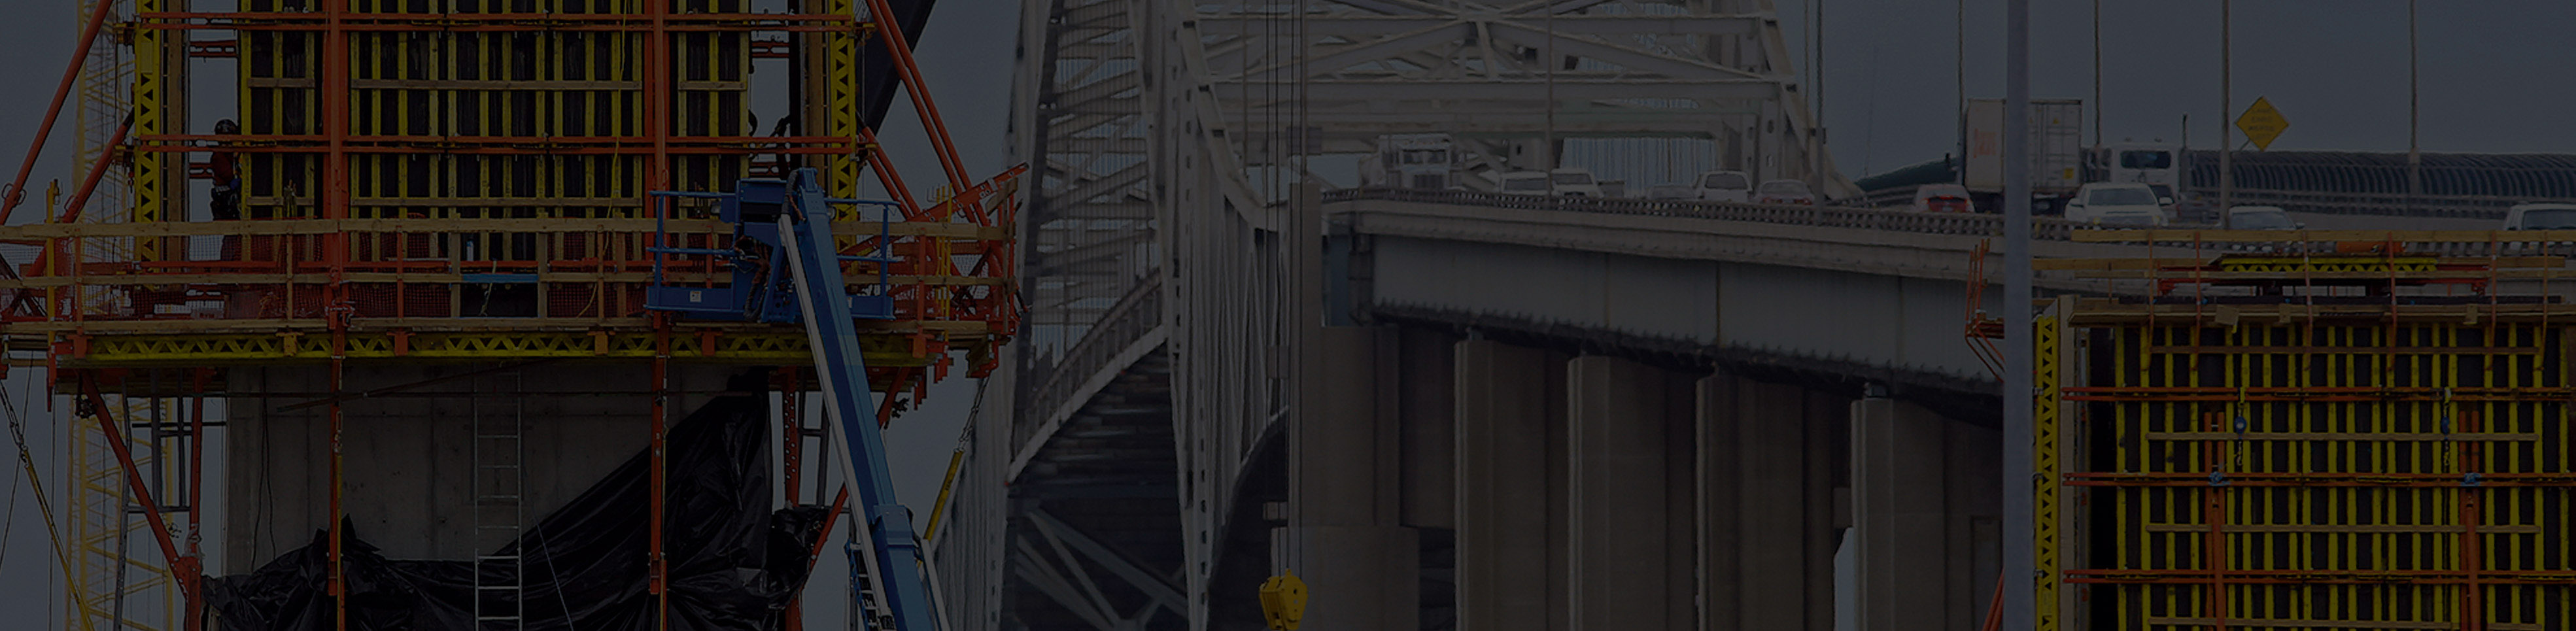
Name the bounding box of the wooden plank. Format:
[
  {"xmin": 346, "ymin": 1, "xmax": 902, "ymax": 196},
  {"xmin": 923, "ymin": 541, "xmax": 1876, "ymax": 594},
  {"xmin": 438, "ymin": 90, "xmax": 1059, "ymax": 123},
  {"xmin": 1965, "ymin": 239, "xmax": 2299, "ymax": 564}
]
[
  {"xmin": 2070, "ymin": 228, "xmax": 2576, "ymax": 243},
  {"xmin": 2140, "ymin": 523, "xmax": 2542, "ymax": 534},
  {"xmin": 0, "ymin": 271, "xmax": 1003, "ymax": 288},
  {"xmin": 2036, "ymin": 256, "xmax": 2564, "ymax": 270},
  {"xmin": 0, "ymin": 218, "xmax": 1007, "ymax": 239},
  {"xmin": 7, "ymin": 318, "xmax": 992, "ymax": 335},
  {"xmin": 2144, "ymin": 431, "xmax": 2543, "ymax": 442},
  {"xmin": 2057, "ymin": 269, "xmax": 2576, "ymax": 280},
  {"xmin": 2148, "ymin": 616, "xmax": 2537, "ymax": 630},
  {"xmin": 2145, "ymin": 345, "xmax": 2545, "ymax": 355}
]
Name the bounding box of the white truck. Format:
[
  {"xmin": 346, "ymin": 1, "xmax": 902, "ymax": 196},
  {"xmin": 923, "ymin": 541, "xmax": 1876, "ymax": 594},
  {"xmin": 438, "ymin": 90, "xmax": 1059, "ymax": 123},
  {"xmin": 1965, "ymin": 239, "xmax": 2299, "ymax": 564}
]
[
  {"xmin": 1965, "ymin": 98, "xmax": 2084, "ymax": 213},
  {"xmin": 1358, "ymin": 133, "xmax": 1461, "ymax": 190}
]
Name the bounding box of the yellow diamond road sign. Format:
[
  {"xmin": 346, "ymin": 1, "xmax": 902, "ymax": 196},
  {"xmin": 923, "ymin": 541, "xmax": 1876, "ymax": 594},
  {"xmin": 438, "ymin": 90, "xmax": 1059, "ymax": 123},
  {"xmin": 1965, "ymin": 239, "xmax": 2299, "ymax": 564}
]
[{"xmin": 2235, "ymin": 97, "xmax": 2289, "ymax": 150}]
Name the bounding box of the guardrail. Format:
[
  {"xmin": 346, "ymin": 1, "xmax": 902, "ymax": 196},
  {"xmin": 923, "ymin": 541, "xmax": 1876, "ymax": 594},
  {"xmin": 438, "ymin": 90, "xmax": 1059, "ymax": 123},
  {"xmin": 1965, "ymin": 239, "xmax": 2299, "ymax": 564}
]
[
  {"xmin": 2182, "ymin": 187, "xmax": 2533, "ymax": 220},
  {"xmin": 1324, "ymin": 187, "xmax": 2079, "ymax": 241},
  {"xmin": 1017, "ymin": 273, "xmax": 1162, "ymax": 449},
  {"xmin": 1326, "ymin": 188, "xmax": 2576, "ymax": 261}
]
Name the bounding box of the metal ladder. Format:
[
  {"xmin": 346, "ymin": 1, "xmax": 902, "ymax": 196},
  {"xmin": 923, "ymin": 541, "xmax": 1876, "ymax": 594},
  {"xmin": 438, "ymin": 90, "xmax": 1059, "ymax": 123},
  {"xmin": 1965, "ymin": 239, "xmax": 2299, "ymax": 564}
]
[{"xmin": 472, "ymin": 372, "xmax": 527, "ymax": 629}]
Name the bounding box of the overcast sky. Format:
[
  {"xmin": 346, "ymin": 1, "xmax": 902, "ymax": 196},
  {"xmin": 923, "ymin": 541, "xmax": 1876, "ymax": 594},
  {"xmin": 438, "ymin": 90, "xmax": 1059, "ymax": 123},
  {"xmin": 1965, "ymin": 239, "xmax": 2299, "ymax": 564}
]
[
  {"xmin": 1, "ymin": 0, "xmax": 2571, "ymax": 626},
  {"xmin": 1791, "ymin": 0, "xmax": 2576, "ymax": 177}
]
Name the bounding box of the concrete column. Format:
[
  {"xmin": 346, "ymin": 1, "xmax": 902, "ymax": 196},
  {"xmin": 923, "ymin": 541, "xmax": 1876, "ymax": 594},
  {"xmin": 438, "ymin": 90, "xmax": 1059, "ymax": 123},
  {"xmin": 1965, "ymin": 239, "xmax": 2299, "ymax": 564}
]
[
  {"xmin": 1693, "ymin": 375, "xmax": 1740, "ymax": 631},
  {"xmin": 1399, "ymin": 328, "xmax": 1458, "ymax": 529},
  {"xmin": 1698, "ymin": 373, "xmax": 1844, "ymax": 631},
  {"xmin": 1849, "ymin": 396, "xmax": 2001, "ymax": 631},
  {"xmin": 1288, "ymin": 326, "xmax": 1418, "ymax": 631},
  {"xmin": 1564, "ymin": 356, "xmax": 1688, "ymax": 631},
  {"xmin": 1851, "ymin": 397, "xmax": 1949, "ymax": 630},
  {"xmin": 1453, "ymin": 339, "xmax": 1558, "ymax": 631}
]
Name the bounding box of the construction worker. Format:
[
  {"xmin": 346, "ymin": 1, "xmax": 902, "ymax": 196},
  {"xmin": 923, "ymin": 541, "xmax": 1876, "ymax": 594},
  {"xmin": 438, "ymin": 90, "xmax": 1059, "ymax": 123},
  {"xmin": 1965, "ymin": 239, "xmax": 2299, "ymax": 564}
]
[{"xmin": 209, "ymin": 119, "xmax": 241, "ymax": 221}]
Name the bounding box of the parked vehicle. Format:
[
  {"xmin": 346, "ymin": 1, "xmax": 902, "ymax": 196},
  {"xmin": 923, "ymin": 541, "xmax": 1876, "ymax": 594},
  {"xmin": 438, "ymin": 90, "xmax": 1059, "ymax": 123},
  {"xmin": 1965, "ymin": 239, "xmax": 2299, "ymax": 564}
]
[
  {"xmin": 1754, "ymin": 179, "xmax": 1816, "ymax": 205},
  {"xmin": 2227, "ymin": 205, "xmax": 2302, "ymax": 230},
  {"xmin": 1965, "ymin": 98, "xmax": 2083, "ymax": 212},
  {"xmin": 1497, "ymin": 171, "xmax": 1553, "ymax": 194},
  {"xmin": 1358, "ymin": 133, "xmax": 1460, "ymax": 190},
  {"xmin": 2148, "ymin": 184, "xmax": 2180, "ymax": 222},
  {"xmin": 1762, "ymin": 179, "xmax": 1823, "ymax": 206},
  {"xmin": 2101, "ymin": 143, "xmax": 2182, "ymax": 190},
  {"xmin": 2503, "ymin": 203, "xmax": 2576, "ymax": 230},
  {"xmin": 1551, "ymin": 168, "xmax": 1604, "ymax": 197},
  {"xmin": 2065, "ymin": 182, "xmax": 2165, "ymax": 226},
  {"xmin": 1912, "ymin": 184, "xmax": 1973, "ymax": 213},
  {"xmin": 1645, "ymin": 184, "xmax": 1695, "ymax": 200},
  {"xmin": 1693, "ymin": 170, "xmax": 1753, "ymax": 203}
]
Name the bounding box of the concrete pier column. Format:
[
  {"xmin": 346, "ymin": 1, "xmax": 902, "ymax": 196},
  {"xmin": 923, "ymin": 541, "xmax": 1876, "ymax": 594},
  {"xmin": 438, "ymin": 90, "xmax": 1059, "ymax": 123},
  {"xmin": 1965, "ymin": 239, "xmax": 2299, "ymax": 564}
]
[
  {"xmin": 1288, "ymin": 326, "xmax": 1418, "ymax": 630},
  {"xmin": 1453, "ymin": 339, "xmax": 1560, "ymax": 631},
  {"xmin": 1849, "ymin": 396, "xmax": 2000, "ymax": 631},
  {"xmin": 1850, "ymin": 396, "xmax": 1949, "ymax": 630},
  {"xmin": 1564, "ymin": 356, "xmax": 1692, "ymax": 631},
  {"xmin": 1700, "ymin": 373, "xmax": 1844, "ymax": 631}
]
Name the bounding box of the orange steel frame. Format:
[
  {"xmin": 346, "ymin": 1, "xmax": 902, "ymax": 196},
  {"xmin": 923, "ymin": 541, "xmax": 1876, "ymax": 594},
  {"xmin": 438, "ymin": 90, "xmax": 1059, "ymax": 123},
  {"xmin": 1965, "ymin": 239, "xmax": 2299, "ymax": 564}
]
[{"xmin": 10, "ymin": 1, "xmax": 1019, "ymax": 628}]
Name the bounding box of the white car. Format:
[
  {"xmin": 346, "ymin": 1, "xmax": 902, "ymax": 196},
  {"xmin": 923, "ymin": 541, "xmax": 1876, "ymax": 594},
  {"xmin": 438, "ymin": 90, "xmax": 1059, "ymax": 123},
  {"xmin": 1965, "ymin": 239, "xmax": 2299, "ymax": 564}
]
[
  {"xmin": 2065, "ymin": 182, "xmax": 2166, "ymax": 227},
  {"xmin": 2503, "ymin": 203, "xmax": 2576, "ymax": 230},
  {"xmin": 1549, "ymin": 168, "xmax": 1604, "ymax": 197},
  {"xmin": 2226, "ymin": 205, "xmax": 2303, "ymax": 230},
  {"xmin": 1754, "ymin": 179, "xmax": 1815, "ymax": 205},
  {"xmin": 1693, "ymin": 170, "xmax": 1753, "ymax": 202},
  {"xmin": 1497, "ymin": 171, "xmax": 1552, "ymax": 195}
]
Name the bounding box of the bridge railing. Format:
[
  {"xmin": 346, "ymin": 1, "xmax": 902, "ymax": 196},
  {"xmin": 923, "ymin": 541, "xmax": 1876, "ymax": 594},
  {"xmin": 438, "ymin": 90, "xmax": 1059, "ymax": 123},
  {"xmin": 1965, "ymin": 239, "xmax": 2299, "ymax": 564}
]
[
  {"xmin": 1017, "ymin": 273, "xmax": 1163, "ymax": 449},
  {"xmin": 1324, "ymin": 188, "xmax": 2082, "ymax": 241}
]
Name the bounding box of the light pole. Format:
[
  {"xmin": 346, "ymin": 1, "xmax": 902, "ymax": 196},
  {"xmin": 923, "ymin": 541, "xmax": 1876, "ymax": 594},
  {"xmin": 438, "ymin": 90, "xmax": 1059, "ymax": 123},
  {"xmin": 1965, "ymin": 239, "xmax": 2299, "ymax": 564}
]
[
  {"xmin": 2218, "ymin": 0, "xmax": 2233, "ymax": 228},
  {"xmin": 1955, "ymin": 0, "xmax": 1966, "ymax": 184},
  {"xmin": 2408, "ymin": 0, "xmax": 2421, "ymax": 213},
  {"xmin": 2001, "ymin": 1, "xmax": 2036, "ymax": 630}
]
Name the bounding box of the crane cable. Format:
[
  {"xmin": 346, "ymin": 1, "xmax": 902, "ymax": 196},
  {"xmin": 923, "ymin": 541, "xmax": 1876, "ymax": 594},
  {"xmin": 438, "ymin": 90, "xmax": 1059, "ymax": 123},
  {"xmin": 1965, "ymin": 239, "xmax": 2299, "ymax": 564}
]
[{"xmin": 0, "ymin": 345, "xmax": 81, "ymax": 602}]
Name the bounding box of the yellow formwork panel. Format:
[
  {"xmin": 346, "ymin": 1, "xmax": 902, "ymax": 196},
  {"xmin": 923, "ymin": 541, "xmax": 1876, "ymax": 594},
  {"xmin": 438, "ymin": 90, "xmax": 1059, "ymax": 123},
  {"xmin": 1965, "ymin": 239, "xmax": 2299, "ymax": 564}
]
[
  {"xmin": 2036, "ymin": 311, "xmax": 2063, "ymax": 631},
  {"xmin": 2052, "ymin": 312, "xmax": 2576, "ymax": 630}
]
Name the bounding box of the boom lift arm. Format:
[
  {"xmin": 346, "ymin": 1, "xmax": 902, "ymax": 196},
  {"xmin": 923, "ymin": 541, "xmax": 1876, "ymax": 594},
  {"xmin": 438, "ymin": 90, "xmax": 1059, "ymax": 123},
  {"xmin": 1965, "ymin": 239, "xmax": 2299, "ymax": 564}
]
[{"xmin": 646, "ymin": 167, "xmax": 935, "ymax": 631}]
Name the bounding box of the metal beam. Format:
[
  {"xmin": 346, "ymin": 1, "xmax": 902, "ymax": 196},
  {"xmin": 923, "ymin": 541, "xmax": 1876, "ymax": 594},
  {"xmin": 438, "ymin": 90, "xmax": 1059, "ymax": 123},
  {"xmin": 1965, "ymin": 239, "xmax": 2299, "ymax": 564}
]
[
  {"xmin": 1013, "ymin": 536, "xmax": 1121, "ymax": 631},
  {"xmin": 1027, "ymin": 509, "xmax": 1188, "ymax": 612},
  {"xmin": 1483, "ymin": 20, "xmax": 1766, "ymax": 79}
]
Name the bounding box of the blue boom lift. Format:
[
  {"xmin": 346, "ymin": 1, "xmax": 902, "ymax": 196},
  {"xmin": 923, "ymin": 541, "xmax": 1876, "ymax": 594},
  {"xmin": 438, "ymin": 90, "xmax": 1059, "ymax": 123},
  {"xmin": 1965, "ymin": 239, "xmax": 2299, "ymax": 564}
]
[{"xmin": 644, "ymin": 167, "xmax": 936, "ymax": 631}]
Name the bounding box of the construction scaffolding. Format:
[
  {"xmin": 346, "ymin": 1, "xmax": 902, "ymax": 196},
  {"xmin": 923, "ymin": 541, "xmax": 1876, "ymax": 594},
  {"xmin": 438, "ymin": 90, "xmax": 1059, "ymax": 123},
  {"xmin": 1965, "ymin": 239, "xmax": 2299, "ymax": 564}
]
[
  {"xmin": 3, "ymin": 0, "xmax": 1018, "ymax": 628},
  {"xmin": 2036, "ymin": 231, "xmax": 2576, "ymax": 630}
]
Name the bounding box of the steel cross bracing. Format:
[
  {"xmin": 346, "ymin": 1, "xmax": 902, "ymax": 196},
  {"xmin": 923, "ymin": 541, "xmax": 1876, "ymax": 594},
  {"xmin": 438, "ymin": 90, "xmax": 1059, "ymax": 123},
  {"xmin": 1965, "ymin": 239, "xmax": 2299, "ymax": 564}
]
[{"xmin": 971, "ymin": 1, "xmax": 1848, "ymax": 631}]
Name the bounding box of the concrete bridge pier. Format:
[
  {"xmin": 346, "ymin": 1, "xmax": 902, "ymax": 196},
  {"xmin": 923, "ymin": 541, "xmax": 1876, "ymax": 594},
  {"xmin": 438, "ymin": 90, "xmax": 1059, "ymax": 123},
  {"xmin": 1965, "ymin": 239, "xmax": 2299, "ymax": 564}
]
[
  {"xmin": 1848, "ymin": 397, "xmax": 2001, "ymax": 631},
  {"xmin": 1696, "ymin": 371, "xmax": 1844, "ymax": 631},
  {"xmin": 1279, "ymin": 326, "xmax": 1997, "ymax": 631}
]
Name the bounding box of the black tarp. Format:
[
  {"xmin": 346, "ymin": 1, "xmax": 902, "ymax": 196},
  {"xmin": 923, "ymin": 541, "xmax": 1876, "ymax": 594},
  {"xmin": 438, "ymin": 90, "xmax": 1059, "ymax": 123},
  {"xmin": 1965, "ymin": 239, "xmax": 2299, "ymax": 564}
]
[
  {"xmin": 205, "ymin": 370, "xmax": 834, "ymax": 631},
  {"xmin": 857, "ymin": 0, "xmax": 940, "ymax": 131}
]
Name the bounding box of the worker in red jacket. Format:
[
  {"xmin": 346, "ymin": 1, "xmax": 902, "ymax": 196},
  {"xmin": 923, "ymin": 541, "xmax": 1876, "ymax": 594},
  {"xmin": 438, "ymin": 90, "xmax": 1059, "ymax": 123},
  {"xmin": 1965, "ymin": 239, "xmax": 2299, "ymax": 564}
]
[{"xmin": 209, "ymin": 119, "xmax": 241, "ymax": 221}]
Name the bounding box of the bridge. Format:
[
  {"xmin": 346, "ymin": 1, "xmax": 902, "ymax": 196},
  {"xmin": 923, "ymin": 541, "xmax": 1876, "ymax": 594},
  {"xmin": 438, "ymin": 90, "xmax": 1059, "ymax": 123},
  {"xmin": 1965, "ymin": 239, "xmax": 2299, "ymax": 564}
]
[
  {"xmin": 925, "ymin": 0, "xmax": 2571, "ymax": 630},
  {"xmin": 940, "ymin": 172, "xmax": 2576, "ymax": 631}
]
